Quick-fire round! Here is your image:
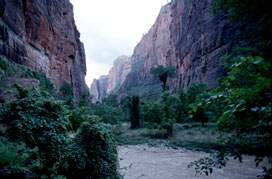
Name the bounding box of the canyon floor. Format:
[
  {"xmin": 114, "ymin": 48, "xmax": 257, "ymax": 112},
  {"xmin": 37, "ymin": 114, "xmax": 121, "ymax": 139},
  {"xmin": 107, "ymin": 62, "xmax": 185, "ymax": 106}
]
[{"xmin": 118, "ymin": 145, "xmax": 266, "ymax": 179}]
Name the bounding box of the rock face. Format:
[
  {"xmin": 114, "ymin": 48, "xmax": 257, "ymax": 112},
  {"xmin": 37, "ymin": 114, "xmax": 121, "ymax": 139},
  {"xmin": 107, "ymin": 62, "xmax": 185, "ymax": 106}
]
[
  {"xmin": 91, "ymin": 0, "xmax": 238, "ymax": 101},
  {"xmin": 0, "ymin": 0, "xmax": 87, "ymax": 97},
  {"xmin": 90, "ymin": 75, "xmax": 109, "ymax": 103},
  {"xmin": 90, "ymin": 55, "xmax": 131, "ymax": 102}
]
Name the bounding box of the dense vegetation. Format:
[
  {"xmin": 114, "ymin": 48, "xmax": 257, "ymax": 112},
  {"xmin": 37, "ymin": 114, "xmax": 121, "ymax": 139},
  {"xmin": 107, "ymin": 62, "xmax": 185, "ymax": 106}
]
[
  {"xmin": 0, "ymin": 58, "xmax": 120, "ymax": 178},
  {"xmin": 187, "ymin": 0, "xmax": 272, "ymax": 177},
  {"xmin": 0, "ymin": 0, "xmax": 271, "ymax": 178}
]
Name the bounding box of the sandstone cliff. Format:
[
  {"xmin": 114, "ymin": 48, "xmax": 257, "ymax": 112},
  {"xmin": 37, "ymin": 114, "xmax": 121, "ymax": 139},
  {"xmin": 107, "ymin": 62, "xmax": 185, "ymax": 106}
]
[
  {"xmin": 0, "ymin": 0, "xmax": 87, "ymax": 97},
  {"xmin": 90, "ymin": 76, "xmax": 108, "ymax": 103},
  {"xmin": 91, "ymin": 0, "xmax": 238, "ymax": 101},
  {"xmin": 90, "ymin": 55, "xmax": 131, "ymax": 102}
]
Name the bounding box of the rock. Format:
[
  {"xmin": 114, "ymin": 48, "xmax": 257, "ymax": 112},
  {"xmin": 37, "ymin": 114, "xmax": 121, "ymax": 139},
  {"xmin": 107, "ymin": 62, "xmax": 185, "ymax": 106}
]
[
  {"xmin": 0, "ymin": 0, "xmax": 87, "ymax": 97},
  {"xmin": 90, "ymin": 55, "xmax": 131, "ymax": 102},
  {"xmin": 90, "ymin": 75, "xmax": 109, "ymax": 103},
  {"xmin": 0, "ymin": 78, "xmax": 40, "ymax": 104},
  {"xmin": 91, "ymin": 0, "xmax": 238, "ymax": 100}
]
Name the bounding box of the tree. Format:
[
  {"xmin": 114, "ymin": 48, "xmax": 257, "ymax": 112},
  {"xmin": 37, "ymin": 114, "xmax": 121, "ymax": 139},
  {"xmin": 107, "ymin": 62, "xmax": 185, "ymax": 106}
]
[
  {"xmin": 186, "ymin": 83, "xmax": 207, "ymax": 104},
  {"xmin": 150, "ymin": 65, "xmax": 176, "ymax": 91},
  {"xmin": 177, "ymin": 88, "xmax": 189, "ymax": 122},
  {"xmin": 189, "ymin": 1, "xmax": 272, "ymax": 176},
  {"xmin": 142, "ymin": 99, "xmax": 175, "ymax": 137},
  {"xmin": 127, "ymin": 96, "xmax": 141, "ymax": 129},
  {"xmin": 189, "ymin": 55, "xmax": 272, "ymax": 177},
  {"xmin": 102, "ymin": 94, "xmax": 118, "ymax": 107}
]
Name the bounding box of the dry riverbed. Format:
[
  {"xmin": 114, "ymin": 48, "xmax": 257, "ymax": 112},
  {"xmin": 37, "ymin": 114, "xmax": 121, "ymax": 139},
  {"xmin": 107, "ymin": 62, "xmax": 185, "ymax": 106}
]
[{"xmin": 118, "ymin": 144, "xmax": 266, "ymax": 179}]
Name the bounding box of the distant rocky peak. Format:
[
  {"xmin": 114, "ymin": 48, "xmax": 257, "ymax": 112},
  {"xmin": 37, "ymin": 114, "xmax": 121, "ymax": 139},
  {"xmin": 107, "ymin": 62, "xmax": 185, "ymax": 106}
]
[{"xmin": 90, "ymin": 55, "xmax": 132, "ymax": 102}]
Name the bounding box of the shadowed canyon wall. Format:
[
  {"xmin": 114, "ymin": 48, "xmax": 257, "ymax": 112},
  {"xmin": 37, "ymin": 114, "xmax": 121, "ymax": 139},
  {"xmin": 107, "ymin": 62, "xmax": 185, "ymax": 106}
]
[
  {"xmin": 0, "ymin": 0, "xmax": 87, "ymax": 97},
  {"xmin": 91, "ymin": 0, "xmax": 238, "ymax": 102}
]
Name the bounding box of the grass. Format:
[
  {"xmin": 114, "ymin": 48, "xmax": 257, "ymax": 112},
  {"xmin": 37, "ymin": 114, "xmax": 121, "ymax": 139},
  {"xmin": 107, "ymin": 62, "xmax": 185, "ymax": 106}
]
[
  {"xmin": 113, "ymin": 123, "xmax": 165, "ymax": 146},
  {"xmin": 114, "ymin": 122, "xmax": 226, "ymax": 152}
]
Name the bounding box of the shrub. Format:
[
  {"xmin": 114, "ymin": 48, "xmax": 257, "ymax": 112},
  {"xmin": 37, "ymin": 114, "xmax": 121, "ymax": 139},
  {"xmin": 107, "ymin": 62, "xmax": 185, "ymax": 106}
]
[
  {"xmin": 0, "ymin": 87, "xmax": 121, "ymax": 178},
  {"xmin": 142, "ymin": 100, "xmax": 175, "ymax": 136},
  {"xmin": 0, "ymin": 90, "xmax": 71, "ymax": 176},
  {"xmin": 70, "ymin": 116, "xmax": 120, "ymax": 179},
  {"xmin": 59, "ymin": 83, "xmax": 75, "ymax": 109}
]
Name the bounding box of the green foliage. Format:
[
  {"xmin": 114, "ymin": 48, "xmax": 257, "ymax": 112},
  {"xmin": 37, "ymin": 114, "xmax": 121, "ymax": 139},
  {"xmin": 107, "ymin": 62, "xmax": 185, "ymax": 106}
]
[
  {"xmin": 21, "ymin": 69, "xmax": 55, "ymax": 94},
  {"xmin": 90, "ymin": 94, "xmax": 126, "ymax": 126},
  {"xmin": 212, "ymin": 0, "xmax": 272, "ymax": 57},
  {"xmin": 127, "ymin": 96, "xmax": 141, "ymax": 129},
  {"xmin": 177, "ymin": 89, "xmax": 189, "ymax": 122},
  {"xmin": 78, "ymin": 89, "xmax": 92, "ymax": 107},
  {"xmin": 188, "ymin": 153, "xmax": 228, "ymax": 176},
  {"xmin": 161, "ymin": 91, "xmax": 180, "ymax": 120},
  {"xmin": 0, "ymin": 57, "xmax": 8, "ymax": 78},
  {"xmin": 186, "ymin": 83, "xmax": 207, "ymax": 104},
  {"xmin": 189, "ymin": 3, "xmax": 271, "ymax": 176},
  {"xmin": 102, "ymin": 94, "xmax": 118, "ymax": 107},
  {"xmin": 0, "ymin": 90, "xmax": 70, "ymax": 176},
  {"xmin": 88, "ymin": 100, "xmax": 124, "ymax": 125},
  {"xmin": 0, "ymin": 86, "xmax": 121, "ymax": 178},
  {"xmin": 60, "ymin": 83, "xmax": 74, "ymax": 97},
  {"xmin": 150, "ymin": 65, "xmax": 176, "ymax": 91},
  {"xmin": 12, "ymin": 83, "xmax": 29, "ymax": 99},
  {"xmin": 0, "ymin": 56, "xmax": 16, "ymax": 81},
  {"xmin": 72, "ymin": 116, "xmax": 120, "ymax": 179},
  {"xmin": 142, "ymin": 99, "xmax": 175, "ymax": 136},
  {"xmin": 212, "ymin": 0, "xmax": 271, "ymax": 26},
  {"xmin": 59, "ymin": 83, "xmax": 75, "ymax": 109},
  {"xmin": 67, "ymin": 107, "xmax": 91, "ymax": 131},
  {"xmin": 0, "ymin": 139, "xmax": 29, "ymax": 171},
  {"xmin": 0, "ymin": 56, "xmax": 55, "ymax": 94},
  {"xmin": 187, "ymin": 84, "xmax": 210, "ymax": 126},
  {"xmin": 189, "ymin": 54, "xmax": 272, "ymax": 177}
]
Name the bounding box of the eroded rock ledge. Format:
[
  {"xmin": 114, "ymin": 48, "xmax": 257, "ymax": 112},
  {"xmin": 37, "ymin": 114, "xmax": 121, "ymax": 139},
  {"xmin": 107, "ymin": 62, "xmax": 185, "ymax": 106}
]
[{"xmin": 0, "ymin": 0, "xmax": 87, "ymax": 97}]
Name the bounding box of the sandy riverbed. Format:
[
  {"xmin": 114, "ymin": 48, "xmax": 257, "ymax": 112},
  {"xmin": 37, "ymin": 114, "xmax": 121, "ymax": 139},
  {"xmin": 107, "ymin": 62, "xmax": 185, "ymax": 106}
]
[{"xmin": 118, "ymin": 145, "xmax": 266, "ymax": 179}]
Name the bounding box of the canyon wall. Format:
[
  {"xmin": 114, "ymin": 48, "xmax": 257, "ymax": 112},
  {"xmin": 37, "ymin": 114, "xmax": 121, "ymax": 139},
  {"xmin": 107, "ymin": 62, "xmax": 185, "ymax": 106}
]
[
  {"xmin": 90, "ymin": 55, "xmax": 131, "ymax": 102},
  {"xmin": 0, "ymin": 0, "xmax": 87, "ymax": 97},
  {"xmin": 91, "ymin": 0, "xmax": 238, "ymax": 101}
]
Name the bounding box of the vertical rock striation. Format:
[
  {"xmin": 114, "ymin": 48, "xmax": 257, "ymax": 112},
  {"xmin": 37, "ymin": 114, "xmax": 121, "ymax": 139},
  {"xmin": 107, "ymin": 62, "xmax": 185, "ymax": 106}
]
[
  {"xmin": 91, "ymin": 0, "xmax": 238, "ymax": 101},
  {"xmin": 90, "ymin": 76, "xmax": 109, "ymax": 103},
  {"xmin": 0, "ymin": 0, "xmax": 87, "ymax": 97},
  {"xmin": 90, "ymin": 55, "xmax": 131, "ymax": 102}
]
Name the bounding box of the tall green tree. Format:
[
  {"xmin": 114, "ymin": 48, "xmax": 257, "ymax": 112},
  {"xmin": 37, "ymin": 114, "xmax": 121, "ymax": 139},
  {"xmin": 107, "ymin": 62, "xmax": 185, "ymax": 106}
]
[
  {"xmin": 177, "ymin": 89, "xmax": 189, "ymax": 122},
  {"xmin": 127, "ymin": 96, "xmax": 141, "ymax": 129}
]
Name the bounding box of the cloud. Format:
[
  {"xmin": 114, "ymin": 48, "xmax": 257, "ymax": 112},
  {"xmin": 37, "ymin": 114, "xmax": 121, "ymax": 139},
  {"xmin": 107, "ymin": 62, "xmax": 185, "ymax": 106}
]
[{"xmin": 70, "ymin": 0, "xmax": 167, "ymax": 86}]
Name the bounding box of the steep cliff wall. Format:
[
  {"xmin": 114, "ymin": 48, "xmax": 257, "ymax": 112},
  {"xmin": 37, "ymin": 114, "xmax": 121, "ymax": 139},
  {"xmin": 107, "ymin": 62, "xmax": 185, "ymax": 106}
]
[
  {"xmin": 0, "ymin": 0, "xmax": 87, "ymax": 97},
  {"xmin": 119, "ymin": 0, "xmax": 237, "ymax": 98},
  {"xmin": 91, "ymin": 0, "xmax": 238, "ymax": 100},
  {"xmin": 90, "ymin": 75, "xmax": 108, "ymax": 103},
  {"xmin": 90, "ymin": 55, "xmax": 131, "ymax": 102}
]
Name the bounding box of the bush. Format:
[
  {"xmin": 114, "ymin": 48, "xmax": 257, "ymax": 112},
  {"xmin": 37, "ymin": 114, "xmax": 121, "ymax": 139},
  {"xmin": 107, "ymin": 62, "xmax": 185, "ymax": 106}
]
[
  {"xmin": 59, "ymin": 83, "xmax": 75, "ymax": 109},
  {"xmin": 70, "ymin": 116, "xmax": 120, "ymax": 179},
  {"xmin": 0, "ymin": 138, "xmax": 29, "ymax": 171},
  {"xmin": 0, "ymin": 90, "xmax": 71, "ymax": 176},
  {"xmin": 0, "ymin": 87, "xmax": 121, "ymax": 178},
  {"xmin": 142, "ymin": 100, "xmax": 175, "ymax": 136},
  {"xmin": 186, "ymin": 83, "xmax": 207, "ymax": 104}
]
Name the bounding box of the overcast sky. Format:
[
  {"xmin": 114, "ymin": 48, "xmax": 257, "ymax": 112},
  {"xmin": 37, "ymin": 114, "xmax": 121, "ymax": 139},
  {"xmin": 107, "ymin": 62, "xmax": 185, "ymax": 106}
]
[{"xmin": 70, "ymin": 0, "xmax": 167, "ymax": 86}]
